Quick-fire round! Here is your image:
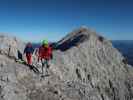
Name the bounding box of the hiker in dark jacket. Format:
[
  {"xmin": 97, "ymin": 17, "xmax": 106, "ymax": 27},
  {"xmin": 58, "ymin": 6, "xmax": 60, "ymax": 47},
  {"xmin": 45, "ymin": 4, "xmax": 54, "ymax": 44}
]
[{"xmin": 24, "ymin": 42, "xmax": 34, "ymax": 65}]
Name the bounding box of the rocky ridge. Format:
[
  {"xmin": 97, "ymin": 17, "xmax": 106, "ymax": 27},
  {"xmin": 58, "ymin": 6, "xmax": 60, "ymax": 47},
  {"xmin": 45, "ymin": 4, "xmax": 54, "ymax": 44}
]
[{"xmin": 0, "ymin": 27, "xmax": 133, "ymax": 100}]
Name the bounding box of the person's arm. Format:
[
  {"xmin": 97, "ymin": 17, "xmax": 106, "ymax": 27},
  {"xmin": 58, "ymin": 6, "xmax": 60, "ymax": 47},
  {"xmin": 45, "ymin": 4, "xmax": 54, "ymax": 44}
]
[
  {"xmin": 31, "ymin": 47, "xmax": 34, "ymax": 54},
  {"xmin": 51, "ymin": 53, "xmax": 53, "ymax": 59},
  {"xmin": 49, "ymin": 47, "xmax": 53, "ymax": 59},
  {"xmin": 23, "ymin": 47, "xmax": 27, "ymax": 54}
]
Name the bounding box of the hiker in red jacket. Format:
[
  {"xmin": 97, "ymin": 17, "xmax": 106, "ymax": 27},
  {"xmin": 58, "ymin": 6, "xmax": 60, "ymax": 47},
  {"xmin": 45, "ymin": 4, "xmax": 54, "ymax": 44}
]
[{"xmin": 38, "ymin": 40, "xmax": 53, "ymax": 77}]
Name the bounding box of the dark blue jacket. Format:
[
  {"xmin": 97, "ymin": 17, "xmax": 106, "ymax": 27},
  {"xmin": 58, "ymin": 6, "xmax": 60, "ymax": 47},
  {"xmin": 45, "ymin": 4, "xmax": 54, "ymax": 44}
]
[{"xmin": 24, "ymin": 46, "xmax": 34, "ymax": 54}]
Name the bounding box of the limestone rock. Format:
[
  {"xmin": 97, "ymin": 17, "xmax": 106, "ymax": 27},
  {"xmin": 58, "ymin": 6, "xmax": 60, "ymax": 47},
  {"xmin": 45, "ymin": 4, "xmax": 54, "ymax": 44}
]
[
  {"xmin": 0, "ymin": 27, "xmax": 133, "ymax": 100},
  {"xmin": 0, "ymin": 34, "xmax": 25, "ymax": 59}
]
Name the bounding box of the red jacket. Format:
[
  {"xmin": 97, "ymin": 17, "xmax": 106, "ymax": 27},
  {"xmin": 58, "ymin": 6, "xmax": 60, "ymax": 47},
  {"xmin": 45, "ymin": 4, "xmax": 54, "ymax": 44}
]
[{"xmin": 38, "ymin": 45, "xmax": 52, "ymax": 60}]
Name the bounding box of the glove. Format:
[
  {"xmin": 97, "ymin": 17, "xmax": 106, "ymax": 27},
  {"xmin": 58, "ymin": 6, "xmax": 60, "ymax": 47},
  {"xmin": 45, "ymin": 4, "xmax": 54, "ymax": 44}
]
[
  {"xmin": 51, "ymin": 54, "xmax": 53, "ymax": 60},
  {"xmin": 47, "ymin": 64, "xmax": 50, "ymax": 69}
]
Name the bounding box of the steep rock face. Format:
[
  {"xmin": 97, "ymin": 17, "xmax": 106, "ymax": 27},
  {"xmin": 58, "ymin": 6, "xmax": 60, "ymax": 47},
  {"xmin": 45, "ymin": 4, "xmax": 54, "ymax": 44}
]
[
  {"xmin": 53, "ymin": 27, "xmax": 133, "ymax": 100},
  {"xmin": 0, "ymin": 34, "xmax": 25, "ymax": 59},
  {"xmin": 0, "ymin": 27, "xmax": 133, "ymax": 100}
]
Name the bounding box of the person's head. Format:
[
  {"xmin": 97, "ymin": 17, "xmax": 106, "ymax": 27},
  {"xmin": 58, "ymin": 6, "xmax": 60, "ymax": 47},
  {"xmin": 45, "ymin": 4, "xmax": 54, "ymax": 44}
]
[
  {"xmin": 42, "ymin": 39, "xmax": 49, "ymax": 47},
  {"xmin": 27, "ymin": 42, "xmax": 32, "ymax": 47}
]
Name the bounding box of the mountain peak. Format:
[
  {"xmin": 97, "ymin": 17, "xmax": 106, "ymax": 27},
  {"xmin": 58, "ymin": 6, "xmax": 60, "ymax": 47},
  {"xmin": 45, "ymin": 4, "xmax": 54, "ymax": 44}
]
[
  {"xmin": 68, "ymin": 26, "xmax": 96, "ymax": 38},
  {"xmin": 56, "ymin": 26, "xmax": 97, "ymax": 51}
]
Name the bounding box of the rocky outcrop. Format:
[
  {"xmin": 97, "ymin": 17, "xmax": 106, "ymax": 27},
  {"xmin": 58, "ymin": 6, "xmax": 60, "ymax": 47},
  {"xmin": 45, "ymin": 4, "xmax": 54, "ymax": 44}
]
[
  {"xmin": 0, "ymin": 27, "xmax": 133, "ymax": 100},
  {"xmin": 0, "ymin": 34, "xmax": 25, "ymax": 59}
]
